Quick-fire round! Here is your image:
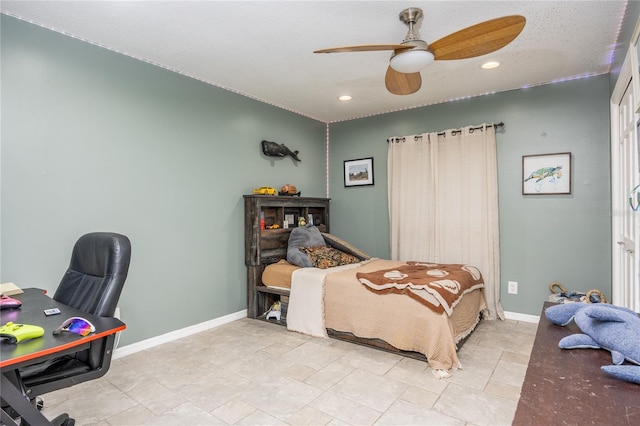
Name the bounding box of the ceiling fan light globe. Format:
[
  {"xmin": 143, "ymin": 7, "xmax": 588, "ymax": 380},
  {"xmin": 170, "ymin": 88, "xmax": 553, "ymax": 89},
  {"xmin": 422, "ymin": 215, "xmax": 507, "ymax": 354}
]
[{"xmin": 389, "ymin": 50, "xmax": 434, "ymax": 73}]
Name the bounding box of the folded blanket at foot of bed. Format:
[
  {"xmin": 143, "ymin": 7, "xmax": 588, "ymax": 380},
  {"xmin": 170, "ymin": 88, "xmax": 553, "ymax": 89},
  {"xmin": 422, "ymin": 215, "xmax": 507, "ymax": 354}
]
[{"xmin": 356, "ymin": 262, "xmax": 484, "ymax": 315}]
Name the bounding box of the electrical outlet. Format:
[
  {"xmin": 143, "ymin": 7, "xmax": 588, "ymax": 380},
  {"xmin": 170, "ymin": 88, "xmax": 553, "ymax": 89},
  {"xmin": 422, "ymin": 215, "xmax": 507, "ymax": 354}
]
[{"xmin": 508, "ymin": 281, "xmax": 518, "ymax": 294}]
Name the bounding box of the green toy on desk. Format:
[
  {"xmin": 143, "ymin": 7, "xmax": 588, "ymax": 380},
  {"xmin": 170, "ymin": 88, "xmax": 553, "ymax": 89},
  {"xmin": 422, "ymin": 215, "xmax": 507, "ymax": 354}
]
[{"xmin": 0, "ymin": 322, "xmax": 45, "ymax": 344}]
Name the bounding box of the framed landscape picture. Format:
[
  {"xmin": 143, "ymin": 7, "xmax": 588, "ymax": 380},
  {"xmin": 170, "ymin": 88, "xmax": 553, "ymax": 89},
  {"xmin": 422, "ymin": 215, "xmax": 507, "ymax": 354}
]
[
  {"xmin": 522, "ymin": 152, "xmax": 571, "ymax": 195},
  {"xmin": 344, "ymin": 157, "xmax": 374, "ymax": 187}
]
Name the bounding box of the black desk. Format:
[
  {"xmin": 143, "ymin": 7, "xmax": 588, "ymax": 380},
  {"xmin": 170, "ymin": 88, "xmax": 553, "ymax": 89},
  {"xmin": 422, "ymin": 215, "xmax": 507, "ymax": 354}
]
[{"xmin": 1, "ymin": 288, "xmax": 126, "ymax": 426}]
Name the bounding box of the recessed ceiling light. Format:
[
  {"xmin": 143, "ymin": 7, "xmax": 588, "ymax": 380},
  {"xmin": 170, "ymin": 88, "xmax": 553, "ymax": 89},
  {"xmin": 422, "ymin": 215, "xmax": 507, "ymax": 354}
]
[
  {"xmin": 338, "ymin": 95, "xmax": 352, "ymax": 101},
  {"xmin": 481, "ymin": 61, "xmax": 500, "ymax": 70}
]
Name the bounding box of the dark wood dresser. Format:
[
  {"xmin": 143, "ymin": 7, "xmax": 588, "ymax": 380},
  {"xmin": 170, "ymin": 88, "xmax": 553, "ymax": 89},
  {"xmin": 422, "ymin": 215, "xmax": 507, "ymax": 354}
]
[{"xmin": 513, "ymin": 302, "xmax": 640, "ymax": 425}]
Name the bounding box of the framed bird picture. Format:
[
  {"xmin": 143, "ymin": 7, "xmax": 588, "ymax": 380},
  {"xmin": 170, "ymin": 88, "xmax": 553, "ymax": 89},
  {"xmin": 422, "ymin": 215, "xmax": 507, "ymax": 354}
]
[{"xmin": 522, "ymin": 152, "xmax": 572, "ymax": 195}]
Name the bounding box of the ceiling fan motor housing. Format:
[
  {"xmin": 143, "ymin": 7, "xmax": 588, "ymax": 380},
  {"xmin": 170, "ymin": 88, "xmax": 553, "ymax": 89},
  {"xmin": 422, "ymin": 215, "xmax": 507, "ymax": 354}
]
[{"xmin": 390, "ymin": 8, "xmax": 434, "ymax": 73}]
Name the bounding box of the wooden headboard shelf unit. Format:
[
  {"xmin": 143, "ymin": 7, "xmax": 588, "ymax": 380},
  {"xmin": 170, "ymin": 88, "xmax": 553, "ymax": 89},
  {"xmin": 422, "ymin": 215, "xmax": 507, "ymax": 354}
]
[{"xmin": 243, "ymin": 195, "xmax": 330, "ymax": 319}]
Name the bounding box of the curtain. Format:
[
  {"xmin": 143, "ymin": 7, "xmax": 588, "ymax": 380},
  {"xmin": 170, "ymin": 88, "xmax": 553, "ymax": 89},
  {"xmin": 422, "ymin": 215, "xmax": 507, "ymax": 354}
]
[{"xmin": 388, "ymin": 124, "xmax": 503, "ymax": 320}]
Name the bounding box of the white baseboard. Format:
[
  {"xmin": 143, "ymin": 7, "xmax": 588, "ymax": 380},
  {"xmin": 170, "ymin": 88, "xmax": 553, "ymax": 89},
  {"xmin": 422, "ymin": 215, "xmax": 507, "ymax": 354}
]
[
  {"xmin": 504, "ymin": 310, "xmax": 540, "ymax": 323},
  {"xmin": 113, "ymin": 308, "xmax": 536, "ymax": 359},
  {"xmin": 113, "ymin": 309, "xmax": 247, "ymax": 359}
]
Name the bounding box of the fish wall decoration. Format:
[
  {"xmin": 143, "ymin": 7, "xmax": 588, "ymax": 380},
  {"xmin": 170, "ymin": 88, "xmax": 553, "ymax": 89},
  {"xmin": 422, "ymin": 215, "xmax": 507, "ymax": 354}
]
[{"xmin": 261, "ymin": 140, "xmax": 301, "ymax": 162}]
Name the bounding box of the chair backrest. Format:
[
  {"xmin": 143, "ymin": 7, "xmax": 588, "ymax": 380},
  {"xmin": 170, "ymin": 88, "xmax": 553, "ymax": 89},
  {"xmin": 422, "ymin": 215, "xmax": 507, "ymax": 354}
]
[{"xmin": 53, "ymin": 232, "xmax": 131, "ymax": 317}]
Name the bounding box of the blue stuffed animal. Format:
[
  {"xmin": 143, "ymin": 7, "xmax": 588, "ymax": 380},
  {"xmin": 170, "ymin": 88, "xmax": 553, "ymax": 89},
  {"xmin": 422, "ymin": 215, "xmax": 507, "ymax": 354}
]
[{"xmin": 545, "ymin": 302, "xmax": 640, "ymax": 384}]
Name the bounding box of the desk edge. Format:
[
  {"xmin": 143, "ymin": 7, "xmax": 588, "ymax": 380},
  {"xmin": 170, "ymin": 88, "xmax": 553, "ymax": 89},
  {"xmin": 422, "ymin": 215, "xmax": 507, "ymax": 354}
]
[{"xmin": 0, "ymin": 324, "xmax": 126, "ymax": 369}]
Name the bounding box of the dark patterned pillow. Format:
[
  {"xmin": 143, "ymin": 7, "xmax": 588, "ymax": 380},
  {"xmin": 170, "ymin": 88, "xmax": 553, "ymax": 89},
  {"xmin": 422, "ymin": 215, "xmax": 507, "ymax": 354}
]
[
  {"xmin": 299, "ymin": 245, "xmax": 361, "ymax": 269},
  {"xmin": 321, "ymin": 232, "xmax": 371, "ymax": 260}
]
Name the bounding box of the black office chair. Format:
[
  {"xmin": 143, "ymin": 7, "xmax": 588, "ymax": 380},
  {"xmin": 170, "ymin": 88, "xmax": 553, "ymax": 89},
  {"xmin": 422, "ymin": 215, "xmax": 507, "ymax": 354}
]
[
  {"xmin": 15, "ymin": 232, "xmax": 131, "ymax": 425},
  {"xmin": 52, "ymin": 232, "xmax": 130, "ymax": 316}
]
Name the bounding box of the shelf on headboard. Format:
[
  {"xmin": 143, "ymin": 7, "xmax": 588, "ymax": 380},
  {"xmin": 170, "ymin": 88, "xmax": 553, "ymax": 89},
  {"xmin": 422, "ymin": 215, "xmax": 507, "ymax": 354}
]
[{"xmin": 243, "ymin": 194, "xmax": 330, "ymax": 318}]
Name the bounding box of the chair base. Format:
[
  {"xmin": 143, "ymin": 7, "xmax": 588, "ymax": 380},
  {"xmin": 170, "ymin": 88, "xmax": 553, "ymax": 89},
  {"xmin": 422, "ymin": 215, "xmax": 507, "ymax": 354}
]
[
  {"xmin": 0, "ymin": 406, "xmax": 73, "ymax": 426},
  {"xmin": 50, "ymin": 413, "xmax": 75, "ymax": 426}
]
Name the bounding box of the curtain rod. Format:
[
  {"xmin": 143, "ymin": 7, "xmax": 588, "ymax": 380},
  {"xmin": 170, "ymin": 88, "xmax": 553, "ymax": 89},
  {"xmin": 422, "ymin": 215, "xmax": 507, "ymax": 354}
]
[{"xmin": 388, "ymin": 122, "xmax": 504, "ymax": 143}]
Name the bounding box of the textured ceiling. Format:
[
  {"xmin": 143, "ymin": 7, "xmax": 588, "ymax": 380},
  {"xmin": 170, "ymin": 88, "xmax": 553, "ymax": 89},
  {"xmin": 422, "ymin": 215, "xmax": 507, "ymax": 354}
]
[{"xmin": 0, "ymin": 1, "xmax": 628, "ymax": 123}]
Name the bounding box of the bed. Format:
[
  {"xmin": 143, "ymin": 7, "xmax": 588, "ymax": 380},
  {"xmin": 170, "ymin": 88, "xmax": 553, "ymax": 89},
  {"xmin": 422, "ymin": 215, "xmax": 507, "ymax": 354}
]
[{"xmin": 259, "ymin": 225, "xmax": 488, "ymax": 375}]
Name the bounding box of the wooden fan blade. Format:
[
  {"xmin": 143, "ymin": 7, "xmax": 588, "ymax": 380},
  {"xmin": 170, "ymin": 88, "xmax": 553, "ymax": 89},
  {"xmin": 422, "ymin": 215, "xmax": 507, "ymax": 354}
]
[
  {"xmin": 429, "ymin": 15, "xmax": 526, "ymax": 60},
  {"xmin": 385, "ymin": 66, "xmax": 421, "ymax": 95},
  {"xmin": 314, "ymin": 44, "xmax": 415, "ymax": 54}
]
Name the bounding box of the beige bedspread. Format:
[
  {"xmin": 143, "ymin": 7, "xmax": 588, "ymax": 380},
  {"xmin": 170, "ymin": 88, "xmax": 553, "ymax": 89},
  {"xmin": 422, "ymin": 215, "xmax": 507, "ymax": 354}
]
[{"xmin": 323, "ymin": 259, "xmax": 487, "ymax": 371}]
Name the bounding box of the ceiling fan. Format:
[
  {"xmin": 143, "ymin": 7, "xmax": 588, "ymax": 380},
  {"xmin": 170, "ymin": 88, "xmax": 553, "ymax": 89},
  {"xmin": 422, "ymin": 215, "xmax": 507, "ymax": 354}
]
[{"xmin": 314, "ymin": 8, "xmax": 526, "ymax": 95}]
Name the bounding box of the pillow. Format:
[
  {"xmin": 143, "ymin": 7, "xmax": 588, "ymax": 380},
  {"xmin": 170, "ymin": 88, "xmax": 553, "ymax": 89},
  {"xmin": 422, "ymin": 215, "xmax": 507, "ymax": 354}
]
[
  {"xmin": 287, "ymin": 225, "xmax": 326, "ymax": 267},
  {"xmin": 299, "ymin": 245, "xmax": 361, "ymax": 269},
  {"xmin": 262, "ymin": 259, "xmax": 299, "ymax": 289},
  {"xmin": 321, "ymin": 232, "xmax": 371, "ymax": 261}
]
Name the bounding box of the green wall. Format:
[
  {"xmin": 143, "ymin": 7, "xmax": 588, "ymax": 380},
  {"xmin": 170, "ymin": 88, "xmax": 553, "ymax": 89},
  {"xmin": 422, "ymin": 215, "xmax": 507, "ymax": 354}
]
[
  {"xmin": 0, "ymin": 9, "xmax": 617, "ymax": 350},
  {"xmin": 0, "ymin": 15, "xmax": 326, "ymax": 345},
  {"xmin": 329, "ymin": 76, "xmax": 611, "ymax": 316}
]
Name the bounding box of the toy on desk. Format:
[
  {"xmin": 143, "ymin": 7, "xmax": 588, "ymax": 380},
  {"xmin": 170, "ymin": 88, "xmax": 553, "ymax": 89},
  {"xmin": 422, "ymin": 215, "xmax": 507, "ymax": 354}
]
[
  {"xmin": 545, "ymin": 303, "xmax": 640, "ymax": 384},
  {"xmin": 265, "ymin": 301, "xmax": 281, "ymax": 321},
  {"xmin": 0, "ymin": 322, "xmax": 45, "ymax": 344},
  {"xmin": 0, "ymin": 294, "xmax": 22, "ymax": 309}
]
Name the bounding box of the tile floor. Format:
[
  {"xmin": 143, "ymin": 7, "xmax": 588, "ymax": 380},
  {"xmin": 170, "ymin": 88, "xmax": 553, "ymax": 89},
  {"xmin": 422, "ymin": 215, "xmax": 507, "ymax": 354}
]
[{"xmin": 40, "ymin": 317, "xmax": 537, "ymax": 425}]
